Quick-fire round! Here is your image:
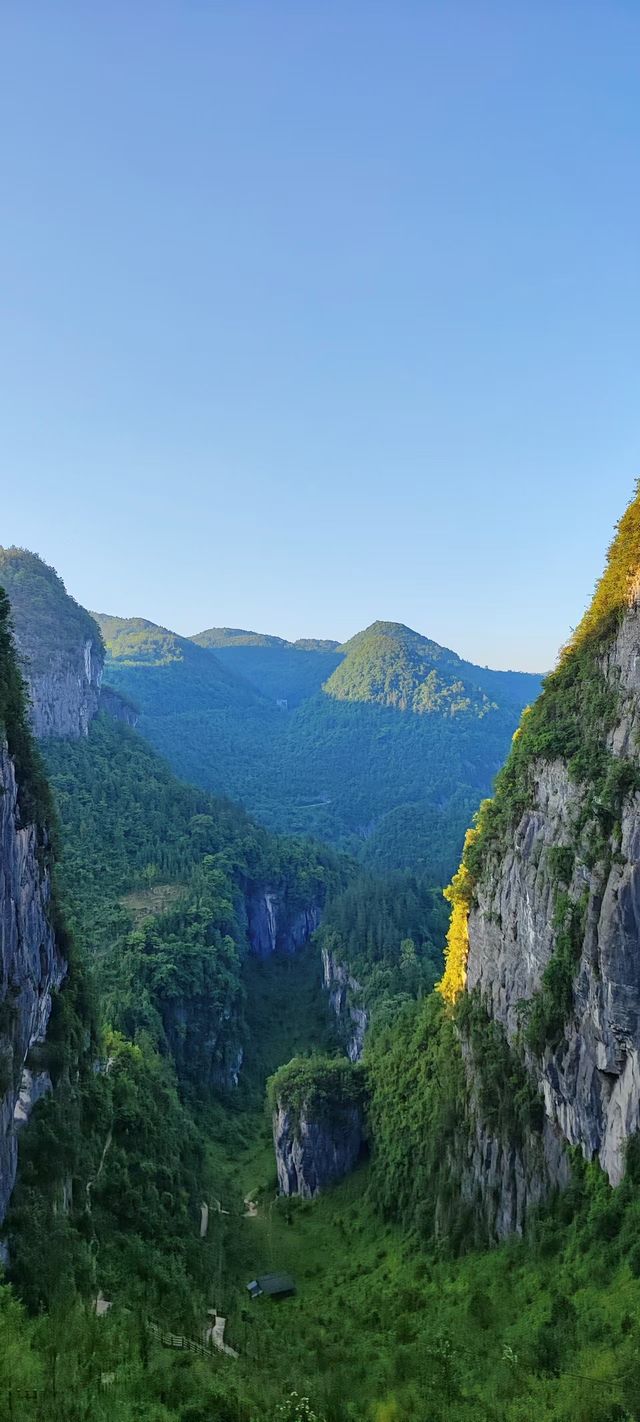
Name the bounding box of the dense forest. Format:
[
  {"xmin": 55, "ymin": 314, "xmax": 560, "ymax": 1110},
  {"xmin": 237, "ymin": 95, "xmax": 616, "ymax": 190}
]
[
  {"xmin": 2, "ymin": 524, "xmax": 640, "ymax": 1421},
  {"xmin": 99, "ymin": 614, "xmax": 541, "ymax": 881}
]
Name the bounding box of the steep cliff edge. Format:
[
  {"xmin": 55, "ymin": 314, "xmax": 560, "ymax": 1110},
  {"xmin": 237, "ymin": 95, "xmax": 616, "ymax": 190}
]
[
  {"xmin": 269, "ymin": 1057, "xmax": 365, "ymax": 1197},
  {"xmin": 321, "ymin": 948, "xmax": 368, "ymax": 1061},
  {"xmin": 438, "ymin": 485, "xmax": 640, "ymax": 1233},
  {"xmin": 0, "ymin": 590, "xmax": 67, "ymax": 1222},
  {"xmin": 0, "ymin": 548, "xmax": 104, "ymax": 739}
]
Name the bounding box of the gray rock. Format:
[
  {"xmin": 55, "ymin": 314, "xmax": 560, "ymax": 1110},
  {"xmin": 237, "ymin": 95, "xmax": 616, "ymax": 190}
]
[
  {"xmin": 247, "ymin": 890, "xmax": 322, "ymax": 958},
  {"xmin": 321, "ymin": 948, "xmax": 368, "ymax": 1061},
  {"xmin": 273, "ymin": 1100, "xmax": 363, "ymax": 1197},
  {"xmin": 26, "ymin": 637, "xmax": 103, "ymax": 740},
  {"xmin": 461, "ymin": 590, "xmax": 640, "ymax": 1228},
  {"xmin": 0, "ymin": 742, "xmax": 66, "ymax": 1221}
]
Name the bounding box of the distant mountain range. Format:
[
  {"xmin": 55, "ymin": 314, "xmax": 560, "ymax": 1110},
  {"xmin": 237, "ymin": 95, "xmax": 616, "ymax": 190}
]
[
  {"xmin": 96, "ymin": 611, "xmax": 542, "ymax": 882},
  {"xmin": 0, "ymin": 544, "xmax": 542, "ymax": 883}
]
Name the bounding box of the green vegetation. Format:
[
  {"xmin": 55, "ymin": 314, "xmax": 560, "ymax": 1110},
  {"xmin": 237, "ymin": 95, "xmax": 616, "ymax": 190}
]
[
  {"xmin": 267, "ymin": 1056, "xmax": 366, "ymax": 1118},
  {"xmin": 0, "ymin": 547, "xmax": 100, "ymax": 675},
  {"xmin": 100, "ymin": 615, "xmax": 539, "ymax": 879},
  {"xmin": 0, "ymin": 586, "xmax": 52, "ymax": 828},
  {"xmin": 440, "ymin": 485, "xmax": 640, "ymax": 1048},
  {"xmin": 317, "ymin": 870, "xmax": 447, "ymax": 1029}
]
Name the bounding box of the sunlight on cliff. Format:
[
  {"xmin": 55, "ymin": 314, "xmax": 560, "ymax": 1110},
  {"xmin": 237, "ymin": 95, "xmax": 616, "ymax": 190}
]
[{"xmin": 437, "ymin": 825, "xmax": 478, "ymax": 1005}]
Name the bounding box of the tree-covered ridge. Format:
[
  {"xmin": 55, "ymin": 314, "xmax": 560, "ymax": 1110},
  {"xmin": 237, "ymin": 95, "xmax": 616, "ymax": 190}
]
[
  {"xmin": 193, "ymin": 626, "xmax": 340, "ymax": 651},
  {"xmin": 0, "ymin": 548, "xmax": 102, "ymax": 675},
  {"xmin": 97, "ymin": 612, "xmax": 264, "ymax": 713},
  {"xmin": 193, "ymin": 626, "xmax": 291, "ymax": 648},
  {"xmin": 326, "ymin": 621, "xmax": 541, "ymax": 718}
]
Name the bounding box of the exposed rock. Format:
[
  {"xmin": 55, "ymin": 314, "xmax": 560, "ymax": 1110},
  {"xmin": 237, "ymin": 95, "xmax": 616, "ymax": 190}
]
[
  {"xmin": 0, "ymin": 743, "xmax": 66, "ymax": 1221},
  {"xmin": 27, "ymin": 638, "xmax": 103, "ymax": 739},
  {"xmin": 247, "ymin": 890, "xmax": 322, "ymax": 958},
  {"xmin": 160, "ymin": 996, "xmax": 244, "ymax": 1093},
  {"xmin": 100, "ymin": 685, "xmax": 139, "ymax": 728},
  {"xmin": 273, "ymin": 1100, "xmax": 363, "ymax": 1197},
  {"xmin": 321, "ymin": 948, "xmax": 368, "ymax": 1061},
  {"xmin": 13, "ymin": 1068, "xmax": 53, "ymax": 1131},
  {"xmin": 461, "ymin": 588, "xmax": 640, "ymax": 1229}
]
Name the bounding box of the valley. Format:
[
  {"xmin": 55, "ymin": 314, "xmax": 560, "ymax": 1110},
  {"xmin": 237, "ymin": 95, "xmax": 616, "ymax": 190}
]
[{"xmin": 0, "ymin": 493, "xmax": 640, "ymax": 1419}]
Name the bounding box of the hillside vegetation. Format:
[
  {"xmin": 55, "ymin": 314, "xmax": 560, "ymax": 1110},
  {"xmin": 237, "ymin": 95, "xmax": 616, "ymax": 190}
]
[{"xmin": 100, "ymin": 615, "xmax": 540, "ymax": 882}]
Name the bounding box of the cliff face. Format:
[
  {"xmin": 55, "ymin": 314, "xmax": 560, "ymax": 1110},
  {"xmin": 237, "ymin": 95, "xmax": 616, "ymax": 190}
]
[
  {"xmin": 442, "ymin": 494, "xmax": 640, "ymax": 1235},
  {"xmin": 28, "ymin": 638, "xmax": 103, "ymax": 740},
  {"xmin": 0, "ymin": 743, "xmax": 66, "ymax": 1221},
  {"xmin": 0, "ymin": 549, "xmax": 106, "ymax": 740},
  {"xmin": 247, "ymin": 890, "xmax": 322, "ymax": 958},
  {"xmin": 321, "ymin": 948, "xmax": 368, "ymax": 1061},
  {"xmin": 160, "ymin": 995, "xmax": 244, "ymax": 1092},
  {"xmin": 273, "ymin": 1100, "xmax": 363, "ymax": 1197}
]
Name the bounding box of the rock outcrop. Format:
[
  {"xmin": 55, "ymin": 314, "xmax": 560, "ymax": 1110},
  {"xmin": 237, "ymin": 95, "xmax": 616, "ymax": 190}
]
[
  {"xmin": 160, "ymin": 995, "xmax": 244, "ymax": 1093},
  {"xmin": 247, "ymin": 890, "xmax": 322, "ymax": 958},
  {"xmin": 273, "ymin": 1100, "xmax": 363, "ymax": 1197},
  {"xmin": 321, "ymin": 948, "xmax": 368, "ymax": 1061},
  {"xmin": 441, "ymin": 492, "xmax": 640, "ymax": 1234},
  {"xmin": 99, "ymin": 685, "xmax": 139, "ymax": 728},
  {"xmin": 27, "ymin": 638, "xmax": 103, "ymax": 739},
  {"xmin": 0, "ymin": 743, "xmax": 66, "ymax": 1221},
  {"xmin": 0, "ymin": 548, "xmax": 105, "ymax": 739}
]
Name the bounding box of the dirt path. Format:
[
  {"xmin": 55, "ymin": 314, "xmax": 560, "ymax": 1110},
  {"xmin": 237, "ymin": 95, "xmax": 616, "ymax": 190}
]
[{"xmin": 205, "ymin": 1310, "xmax": 239, "ymax": 1359}]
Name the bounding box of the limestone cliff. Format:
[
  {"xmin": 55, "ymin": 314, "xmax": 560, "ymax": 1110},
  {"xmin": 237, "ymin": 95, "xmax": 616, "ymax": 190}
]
[
  {"xmin": 247, "ymin": 889, "xmax": 322, "ymax": 958},
  {"xmin": 270, "ymin": 1056, "xmax": 365, "ymax": 1197},
  {"xmin": 273, "ymin": 1100, "xmax": 363, "ymax": 1197},
  {"xmin": 321, "ymin": 947, "xmax": 368, "ymax": 1061},
  {"xmin": 0, "ymin": 548, "xmax": 104, "ymax": 739},
  {"xmin": 440, "ymin": 488, "xmax": 640, "ymax": 1234},
  {"xmin": 0, "ymin": 741, "xmax": 66, "ymax": 1221}
]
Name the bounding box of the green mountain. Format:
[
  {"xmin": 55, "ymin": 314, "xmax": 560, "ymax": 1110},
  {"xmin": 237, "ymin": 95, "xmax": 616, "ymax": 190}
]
[
  {"xmin": 3, "ymin": 506, "xmax": 640, "ymax": 1421},
  {"xmin": 95, "ymin": 613, "xmax": 264, "ymax": 714},
  {"xmin": 100, "ymin": 615, "xmax": 540, "ymax": 883}
]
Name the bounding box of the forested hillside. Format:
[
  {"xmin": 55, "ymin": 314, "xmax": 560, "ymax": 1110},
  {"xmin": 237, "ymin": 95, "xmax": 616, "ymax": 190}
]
[{"xmin": 99, "ymin": 614, "xmax": 541, "ymax": 881}]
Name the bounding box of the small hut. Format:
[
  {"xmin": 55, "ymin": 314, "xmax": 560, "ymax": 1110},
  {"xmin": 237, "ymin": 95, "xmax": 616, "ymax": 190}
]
[{"xmin": 246, "ymin": 1273, "xmax": 296, "ymax": 1300}]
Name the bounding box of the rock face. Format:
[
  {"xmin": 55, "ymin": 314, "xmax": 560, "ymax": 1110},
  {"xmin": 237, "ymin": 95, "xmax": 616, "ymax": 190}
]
[
  {"xmin": 27, "ymin": 637, "xmax": 103, "ymax": 739},
  {"xmin": 273, "ymin": 1100, "xmax": 363, "ymax": 1197},
  {"xmin": 321, "ymin": 948, "xmax": 368, "ymax": 1061},
  {"xmin": 247, "ymin": 890, "xmax": 322, "ymax": 958},
  {"xmin": 99, "ymin": 685, "xmax": 139, "ymax": 728},
  {"xmin": 459, "ymin": 584, "xmax": 640, "ymax": 1232},
  {"xmin": 160, "ymin": 996, "xmax": 244, "ymax": 1092},
  {"xmin": 0, "ymin": 743, "xmax": 66, "ymax": 1221}
]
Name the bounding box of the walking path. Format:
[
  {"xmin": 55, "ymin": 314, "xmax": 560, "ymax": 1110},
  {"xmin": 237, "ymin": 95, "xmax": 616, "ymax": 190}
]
[{"xmin": 204, "ymin": 1309, "xmax": 239, "ymax": 1359}]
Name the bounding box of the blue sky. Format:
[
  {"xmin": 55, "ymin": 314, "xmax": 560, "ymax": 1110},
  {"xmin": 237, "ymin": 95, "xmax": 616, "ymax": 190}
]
[{"xmin": 2, "ymin": 2, "xmax": 638, "ymax": 671}]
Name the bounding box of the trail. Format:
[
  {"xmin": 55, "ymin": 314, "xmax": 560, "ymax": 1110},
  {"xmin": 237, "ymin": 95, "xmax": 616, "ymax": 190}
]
[{"xmin": 86, "ymin": 1128, "xmax": 113, "ymax": 1214}]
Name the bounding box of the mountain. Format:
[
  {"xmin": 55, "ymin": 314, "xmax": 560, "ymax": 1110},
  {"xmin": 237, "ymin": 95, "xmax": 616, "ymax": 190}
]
[
  {"xmin": 194, "ymin": 627, "xmax": 343, "ymax": 706},
  {"xmin": 370, "ymin": 482, "xmax": 640, "ymax": 1239},
  {"xmin": 4, "ymin": 520, "xmax": 640, "ymax": 1418},
  {"xmin": 101, "ymin": 614, "xmax": 541, "ymax": 882},
  {"xmin": 330, "ymin": 620, "xmax": 539, "ymax": 713},
  {"xmin": 327, "ymin": 620, "xmax": 519, "ymax": 715},
  {"xmin": 0, "ymin": 553, "xmax": 342, "ymax": 1294},
  {"xmin": 0, "ymin": 547, "xmax": 104, "ymax": 737},
  {"xmin": 95, "ymin": 612, "xmax": 265, "ymax": 714}
]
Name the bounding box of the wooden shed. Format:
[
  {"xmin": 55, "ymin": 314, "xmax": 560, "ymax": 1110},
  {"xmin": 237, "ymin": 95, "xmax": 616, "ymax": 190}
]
[{"xmin": 246, "ymin": 1273, "xmax": 296, "ymax": 1300}]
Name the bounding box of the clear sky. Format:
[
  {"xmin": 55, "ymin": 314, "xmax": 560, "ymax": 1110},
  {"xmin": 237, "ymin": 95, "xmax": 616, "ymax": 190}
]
[{"xmin": 2, "ymin": 2, "xmax": 638, "ymax": 671}]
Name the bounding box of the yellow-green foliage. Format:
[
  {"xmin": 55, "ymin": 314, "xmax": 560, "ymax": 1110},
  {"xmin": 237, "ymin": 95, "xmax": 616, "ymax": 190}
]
[
  {"xmin": 438, "ymin": 824, "xmax": 480, "ymax": 1004},
  {"xmin": 564, "ymin": 479, "xmax": 640, "ymax": 656}
]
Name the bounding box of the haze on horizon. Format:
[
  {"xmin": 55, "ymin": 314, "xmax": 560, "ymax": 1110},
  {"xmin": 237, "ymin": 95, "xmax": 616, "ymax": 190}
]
[{"xmin": 2, "ymin": 2, "xmax": 639, "ymax": 674}]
